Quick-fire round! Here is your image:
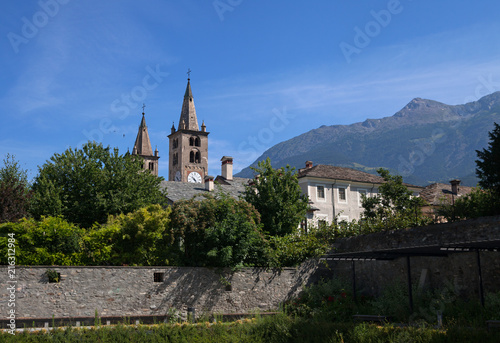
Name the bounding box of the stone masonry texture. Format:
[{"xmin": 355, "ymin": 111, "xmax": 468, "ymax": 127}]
[{"xmin": 0, "ymin": 261, "xmax": 318, "ymax": 320}]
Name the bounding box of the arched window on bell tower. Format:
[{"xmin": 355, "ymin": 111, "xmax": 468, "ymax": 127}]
[
  {"xmin": 195, "ymin": 151, "xmax": 200, "ymax": 163},
  {"xmin": 189, "ymin": 137, "xmax": 194, "ymax": 146},
  {"xmin": 194, "ymin": 137, "xmax": 200, "ymax": 147},
  {"xmin": 190, "ymin": 151, "xmax": 194, "ymax": 163}
]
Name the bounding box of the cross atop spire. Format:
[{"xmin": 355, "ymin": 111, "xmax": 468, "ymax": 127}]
[
  {"xmin": 134, "ymin": 108, "xmax": 153, "ymax": 155},
  {"xmin": 178, "ymin": 78, "xmax": 198, "ymax": 130},
  {"xmin": 187, "ymin": 68, "xmax": 191, "ymax": 79}
]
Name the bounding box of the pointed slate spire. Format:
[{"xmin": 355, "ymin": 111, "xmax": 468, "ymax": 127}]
[
  {"xmin": 133, "ymin": 107, "xmax": 154, "ymax": 156},
  {"xmin": 178, "ymin": 77, "xmax": 199, "ymax": 131}
]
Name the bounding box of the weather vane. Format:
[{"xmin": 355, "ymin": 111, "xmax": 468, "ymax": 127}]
[
  {"xmin": 142, "ymin": 103, "xmax": 146, "ymax": 113},
  {"xmin": 187, "ymin": 68, "xmax": 192, "ymax": 78}
]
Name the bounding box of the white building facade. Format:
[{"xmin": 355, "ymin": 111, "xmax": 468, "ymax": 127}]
[{"xmin": 297, "ymin": 161, "xmax": 422, "ymax": 226}]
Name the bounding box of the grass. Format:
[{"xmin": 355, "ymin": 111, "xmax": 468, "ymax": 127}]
[{"xmin": 1, "ymin": 318, "xmax": 500, "ymax": 342}]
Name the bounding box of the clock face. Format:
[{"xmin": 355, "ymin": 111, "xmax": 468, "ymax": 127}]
[
  {"xmin": 187, "ymin": 171, "xmax": 202, "ymax": 183},
  {"xmin": 174, "ymin": 171, "xmax": 181, "ymax": 182}
]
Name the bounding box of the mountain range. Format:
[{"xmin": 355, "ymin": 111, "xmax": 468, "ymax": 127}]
[{"xmin": 235, "ymin": 92, "xmax": 500, "ymax": 186}]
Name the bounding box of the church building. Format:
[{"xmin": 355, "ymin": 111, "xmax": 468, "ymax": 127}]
[{"xmin": 131, "ymin": 74, "xmax": 250, "ymax": 204}]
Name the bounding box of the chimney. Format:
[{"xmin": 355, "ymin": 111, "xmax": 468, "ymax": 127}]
[
  {"xmin": 450, "ymin": 179, "xmax": 460, "ymax": 194},
  {"xmin": 221, "ymin": 156, "xmax": 233, "ymax": 181},
  {"xmin": 305, "ymin": 161, "xmax": 313, "ymax": 169},
  {"xmin": 205, "ymin": 175, "xmax": 214, "ymax": 192}
]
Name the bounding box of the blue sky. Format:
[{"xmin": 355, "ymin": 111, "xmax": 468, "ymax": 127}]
[{"xmin": 2, "ymin": 0, "xmax": 500, "ymax": 181}]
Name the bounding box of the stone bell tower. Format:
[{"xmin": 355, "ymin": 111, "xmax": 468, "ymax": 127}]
[{"xmin": 168, "ymin": 76, "xmax": 209, "ymax": 183}]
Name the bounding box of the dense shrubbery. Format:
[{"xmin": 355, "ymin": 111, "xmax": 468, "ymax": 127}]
[
  {"xmin": 170, "ymin": 192, "xmax": 268, "ymax": 268},
  {"xmin": 0, "ymin": 197, "xmax": 332, "ymax": 267},
  {"xmin": 0, "ymin": 216, "xmax": 84, "ymax": 265}
]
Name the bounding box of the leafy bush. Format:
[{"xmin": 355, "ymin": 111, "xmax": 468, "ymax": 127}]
[
  {"xmin": 266, "ymin": 227, "xmax": 332, "ymax": 268},
  {"xmin": 284, "ymin": 278, "xmax": 356, "ymax": 322},
  {"xmin": 103, "ymin": 204, "xmax": 172, "ymax": 266},
  {"xmin": 170, "ymin": 192, "xmax": 268, "ymax": 268},
  {"xmin": 0, "ymin": 216, "xmax": 84, "ymax": 265}
]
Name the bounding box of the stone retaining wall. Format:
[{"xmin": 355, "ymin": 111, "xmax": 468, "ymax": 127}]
[{"xmin": 0, "ymin": 261, "xmax": 318, "ymax": 320}]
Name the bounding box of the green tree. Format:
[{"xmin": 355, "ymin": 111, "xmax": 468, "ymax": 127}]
[
  {"xmin": 437, "ymin": 187, "xmax": 500, "ymax": 221},
  {"xmin": 104, "ymin": 204, "xmax": 172, "ymax": 266},
  {"xmin": 30, "ymin": 142, "xmax": 167, "ymax": 228},
  {"xmin": 0, "ymin": 154, "xmax": 32, "ymax": 223},
  {"xmin": 476, "ymin": 122, "xmax": 500, "ymax": 195},
  {"xmin": 360, "ymin": 168, "xmax": 430, "ymax": 231},
  {"xmin": 170, "ymin": 191, "xmax": 267, "ymax": 268},
  {"xmin": 244, "ymin": 158, "xmax": 309, "ymax": 236}
]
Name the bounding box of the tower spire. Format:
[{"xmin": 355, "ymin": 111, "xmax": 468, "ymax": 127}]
[
  {"xmin": 178, "ymin": 74, "xmax": 199, "ymax": 131},
  {"xmin": 133, "ymin": 106, "xmax": 153, "ymax": 156}
]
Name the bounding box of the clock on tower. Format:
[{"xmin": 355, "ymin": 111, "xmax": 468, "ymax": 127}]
[{"xmin": 187, "ymin": 171, "xmax": 202, "ymax": 183}]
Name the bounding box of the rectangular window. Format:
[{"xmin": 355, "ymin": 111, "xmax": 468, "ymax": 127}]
[
  {"xmin": 153, "ymin": 272, "xmax": 164, "ymax": 282},
  {"xmin": 317, "ymin": 185, "xmax": 325, "ymax": 200},
  {"xmin": 338, "ymin": 187, "xmax": 346, "ymax": 202}
]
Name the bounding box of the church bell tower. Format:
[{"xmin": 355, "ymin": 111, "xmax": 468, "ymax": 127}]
[{"xmin": 168, "ymin": 75, "xmax": 209, "ymax": 182}]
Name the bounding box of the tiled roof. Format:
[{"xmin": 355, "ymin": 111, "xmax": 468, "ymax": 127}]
[
  {"xmin": 419, "ymin": 183, "xmax": 475, "ymax": 206},
  {"xmin": 298, "ymin": 165, "xmax": 384, "ymax": 184},
  {"xmin": 297, "ymin": 164, "xmax": 422, "ymax": 189},
  {"xmin": 160, "ymin": 177, "xmax": 251, "ymax": 203}
]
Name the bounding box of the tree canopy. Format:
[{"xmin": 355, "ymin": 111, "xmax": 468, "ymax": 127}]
[
  {"xmin": 360, "ymin": 168, "xmax": 430, "ymax": 231},
  {"xmin": 0, "ymin": 154, "xmax": 31, "ymax": 223},
  {"xmin": 476, "ymin": 122, "xmax": 500, "ymax": 195},
  {"xmin": 30, "ymin": 141, "xmax": 167, "ymax": 228},
  {"xmin": 244, "ymin": 158, "xmax": 309, "ymax": 236}
]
